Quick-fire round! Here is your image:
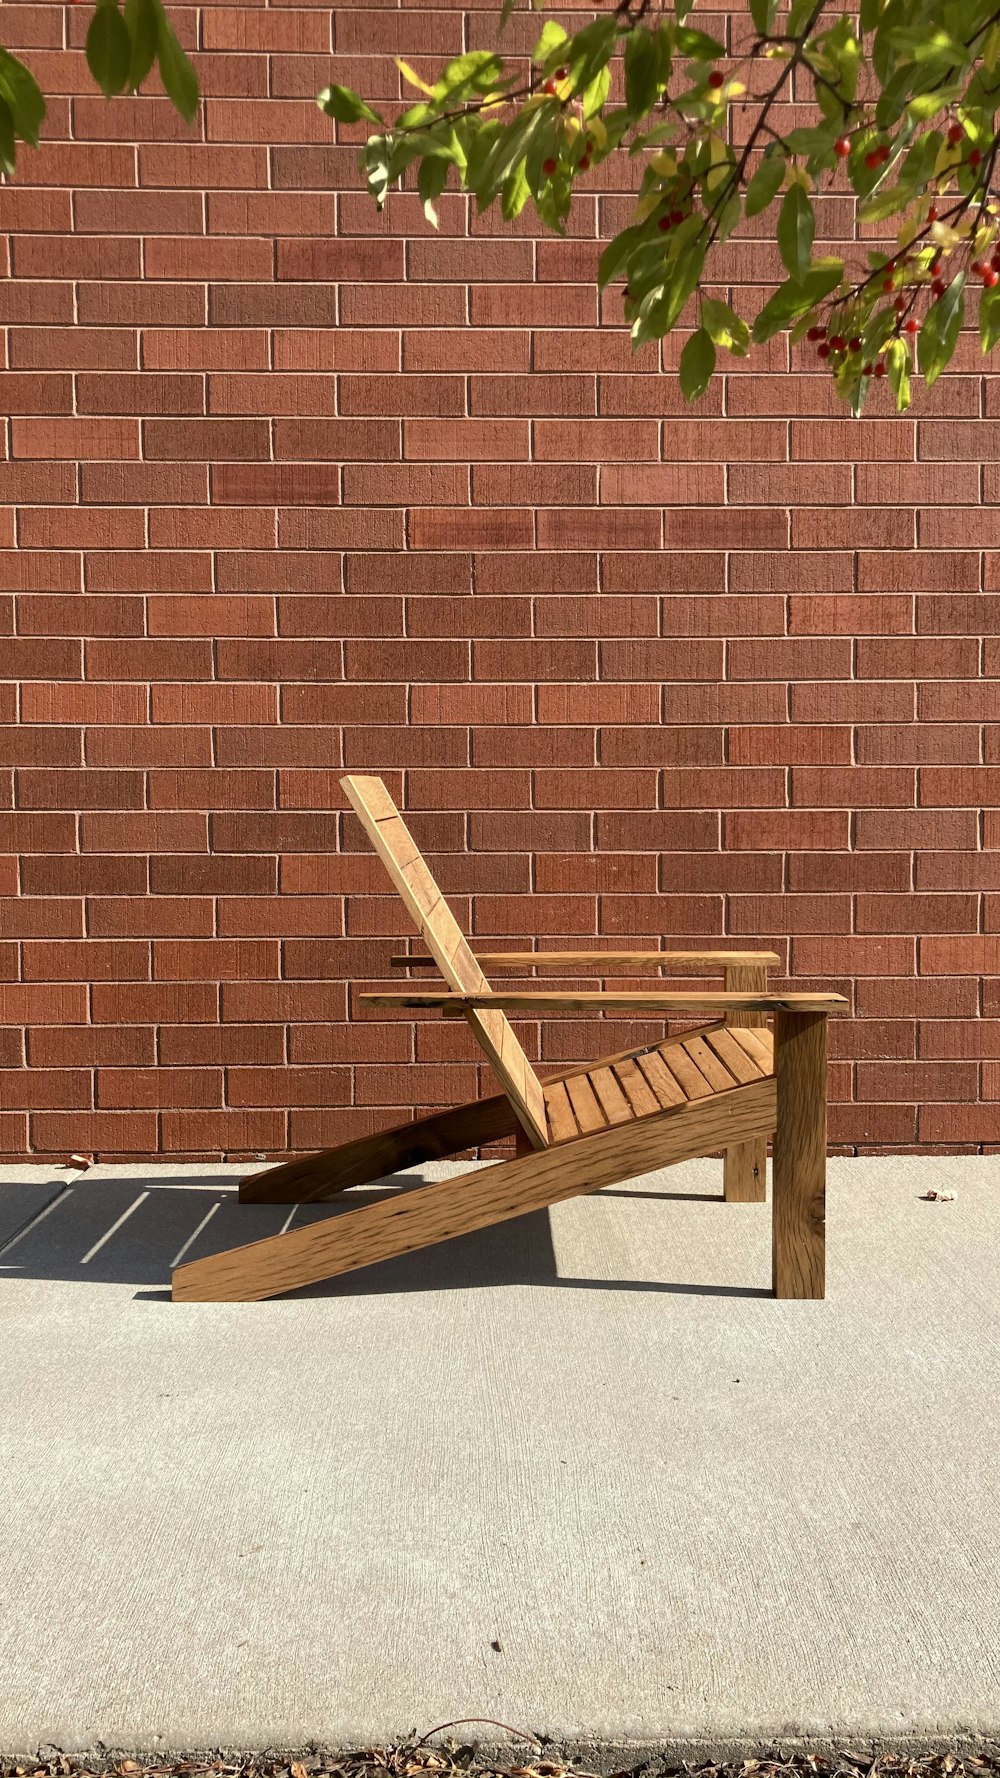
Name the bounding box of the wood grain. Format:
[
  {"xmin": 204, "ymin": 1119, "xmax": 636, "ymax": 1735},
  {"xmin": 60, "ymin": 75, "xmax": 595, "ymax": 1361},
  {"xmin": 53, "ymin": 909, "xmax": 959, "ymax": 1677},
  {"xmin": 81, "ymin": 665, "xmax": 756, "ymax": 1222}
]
[
  {"xmin": 239, "ymin": 1094, "xmax": 519, "ymax": 1204},
  {"xmin": 772, "ymin": 1010, "xmax": 827, "ymax": 1300},
  {"xmin": 363, "ymin": 989, "xmax": 847, "ymax": 1015},
  {"xmin": 390, "ymin": 949, "xmax": 782, "ymax": 972},
  {"xmin": 723, "ymin": 962, "xmax": 769, "ymax": 1204},
  {"xmin": 172, "ymin": 1077, "xmax": 778, "ymax": 1303},
  {"xmin": 342, "ymin": 775, "xmax": 548, "ymax": 1149},
  {"xmin": 635, "ymin": 1049, "xmax": 687, "ymax": 1108}
]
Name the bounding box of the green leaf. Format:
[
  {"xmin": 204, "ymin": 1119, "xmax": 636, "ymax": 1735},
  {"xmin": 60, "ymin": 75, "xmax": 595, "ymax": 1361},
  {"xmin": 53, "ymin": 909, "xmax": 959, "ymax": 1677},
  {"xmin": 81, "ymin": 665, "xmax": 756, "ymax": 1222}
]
[
  {"xmin": 981, "ymin": 281, "xmax": 1000, "ymax": 354},
  {"xmin": 502, "ymin": 157, "xmax": 531, "ymax": 220},
  {"xmin": 418, "ymin": 154, "xmax": 449, "ymax": 228},
  {"xmin": 624, "ymin": 28, "xmax": 658, "ymax": 117},
  {"xmin": 435, "ymin": 51, "xmax": 503, "ymax": 103},
  {"xmin": 318, "ymin": 83, "xmax": 381, "ymax": 126},
  {"xmin": 86, "ymin": 2, "xmax": 132, "ymax": 99},
  {"xmin": 582, "ymin": 63, "xmax": 611, "ymax": 119},
  {"xmin": 155, "ymin": 3, "xmax": 199, "ymax": 122},
  {"xmin": 675, "ymin": 25, "xmax": 725, "ymax": 58},
  {"xmin": 632, "ymin": 231, "xmax": 705, "ymax": 343},
  {"xmin": 679, "ymin": 327, "xmax": 716, "ymax": 400},
  {"xmin": 597, "ymin": 225, "xmax": 641, "ymax": 291},
  {"xmin": 777, "ymin": 184, "xmax": 814, "ymax": 282},
  {"xmin": 124, "ymin": 0, "xmax": 157, "ymax": 89},
  {"xmin": 0, "ymin": 94, "xmax": 16, "ymax": 176},
  {"xmin": 749, "ymin": 0, "xmax": 778, "ymax": 31},
  {"xmin": 745, "ymin": 151, "xmax": 785, "ymax": 217},
  {"xmin": 858, "ymin": 182, "xmax": 915, "ymax": 222},
  {"xmin": 886, "ymin": 335, "xmax": 911, "ymax": 410},
  {"xmin": 533, "ymin": 20, "xmax": 568, "ymax": 63},
  {"xmin": 0, "ymin": 47, "xmax": 45, "ymax": 146},
  {"xmin": 700, "ymin": 295, "xmax": 749, "ymax": 356},
  {"xmin": 920, "ymin": 272, "xmax": 965, "ymax": 387},
  {"xmin": 752, "ymin": 261, "xmax": 843, "ymax": 342},
  {"xmin": 363, "ymin": 135, "xmax": 391, "ymax": 208}
]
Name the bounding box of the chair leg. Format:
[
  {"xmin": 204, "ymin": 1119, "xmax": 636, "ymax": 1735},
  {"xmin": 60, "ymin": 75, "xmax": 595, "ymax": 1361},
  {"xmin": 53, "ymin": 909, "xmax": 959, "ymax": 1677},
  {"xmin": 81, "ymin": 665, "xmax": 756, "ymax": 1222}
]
[
  {"xmin": 724, "ymin": 1137, "xmax": 767, "ymax": 1202},
  {"xmin": 772, "ymin": 1010, "xmax": 827, "ymax": 1300}
]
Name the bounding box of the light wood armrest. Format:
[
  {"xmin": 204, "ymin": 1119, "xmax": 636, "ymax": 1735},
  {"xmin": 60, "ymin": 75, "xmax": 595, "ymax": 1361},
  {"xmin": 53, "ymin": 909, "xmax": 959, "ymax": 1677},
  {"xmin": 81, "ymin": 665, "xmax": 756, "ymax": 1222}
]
[
  {"xmin": 389, "ymin": 949, "xmax": 781, "ymax": 973},
  {"xmin": 360, "ymin": 990, "xmax": 847, "ymax": 1016}
]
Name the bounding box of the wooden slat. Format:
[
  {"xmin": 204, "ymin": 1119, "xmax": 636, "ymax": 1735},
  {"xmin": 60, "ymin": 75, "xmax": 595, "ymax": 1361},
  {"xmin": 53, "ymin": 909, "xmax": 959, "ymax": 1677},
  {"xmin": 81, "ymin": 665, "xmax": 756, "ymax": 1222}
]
[
  {"xmin": 173, "ymin": 1077, "xmax": 778, "ymax": 1302},
  {"xmin": 587, "ymin": 1065, "xmax": 634, "ymax": 1126},
  {"xmin": 657, "ymin": 1044, "xmax": 714, "ymax": 1102},
  {"xmin": 543, "ymin": 1080, "xmax": 577, "ymax": 1145},
  {"xmin": 612, "ymin": 1056, "xmax": 661, "ymax": 1120},
  {"xmin": 729, "ymin": 1026, "xmax": 774, "ymax": 1071},
  {"xmin": 564, "ymin": 1072, "xmax": 607, "ymax": 1134},
  {"xmin": 682, "ymin": 1034, "xmax": 737, "ymax": 1094},
  {"xmin": 391, "ymin": 949, "xmax": 782, "ymax": 972},
  {"xmin": 342, "ymin": 775, "xmax": 548, "ymax": 1149},
  {"xmin": 544, "ymin": 1022, "xmax": 726, "ymax": 1088},
  {"xmin": 636, "ymin": 1049, "xmax": 687, "ymax": 1108},
  {"xmin": 703, "ymin": 1026, "xmax": 764, "ymax": 1084},
  {"xmin": 363, "ymin": 990, "xmax": 848, "ymax": 1014}
]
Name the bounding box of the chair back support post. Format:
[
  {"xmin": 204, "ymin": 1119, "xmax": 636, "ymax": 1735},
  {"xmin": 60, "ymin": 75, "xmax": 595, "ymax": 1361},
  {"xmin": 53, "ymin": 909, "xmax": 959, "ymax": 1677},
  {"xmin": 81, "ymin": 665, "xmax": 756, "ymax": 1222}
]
[
  {"xmin": 722, "ymin": 960, "xmax": 769, "ymax": 1203},
  {"xmin": 341, "ymin": 775, "xmax": 549, "ymax": 1149}
]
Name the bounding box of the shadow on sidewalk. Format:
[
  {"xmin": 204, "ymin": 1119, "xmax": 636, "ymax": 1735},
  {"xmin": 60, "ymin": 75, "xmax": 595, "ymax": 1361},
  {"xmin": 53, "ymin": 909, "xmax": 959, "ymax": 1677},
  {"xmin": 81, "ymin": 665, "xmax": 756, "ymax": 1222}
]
[{"xmin": 0, "ymin": 1170, "xmax": 767, "ymax": 1300}]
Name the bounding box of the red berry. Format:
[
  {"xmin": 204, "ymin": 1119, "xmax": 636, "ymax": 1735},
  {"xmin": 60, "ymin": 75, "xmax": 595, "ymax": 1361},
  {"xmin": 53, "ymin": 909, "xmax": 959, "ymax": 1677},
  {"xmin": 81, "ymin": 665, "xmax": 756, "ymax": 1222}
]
[
  {"xmin": 543, "ymin": 79, "xmax": 557, "ymax": 96},
  {"xmin": 985, "ymin": 269, "xmax": 999, "ymax": 287},
  {"xmin": 862, "ymin": 363, "xmax": 874, "ymax": 377},
  {"xmin": 904, "ymin": 318, "xmax": 919, "ymax": 334},
  {"xmin": 873, "ymin": 361, "xmax": 887, "ymax": 378},
  {"xmin": 579, "ymin": 156, "xmax": 590, "ymax": 171},
  {"xmin": 947, "ymin": 123, "xmax": 964, "ymax": 145},
  {"xmin": 708, "ymin": 70, "xmax": 725, "ymax": 89},
  {"xmin": 864, "ymin": 150, "xmax": 881, "ymax": 169},
  {"xmin": 882, "ymin": 278, "xmax": 894, "ymax": 293},
  {"xmin": 806, "ymin": 325, "xmax": 826, "ymax": 342},
  {"xmin": 830, "ymin": 334, "xmax": 846, "ymax": 350},
  {"xmin": 927, "ymin": 205, "xmax": 939, "ymax": 222},
  {"xmin": 849, "ymin": 336, "xmax": 862, "ymax": 352},
  {"xmin": 670, "ymin": 209, "xmax": 685, "ymax": 226},
  {"xmin": 970, "ymin": 149, "xmax": 983, "ymax": 168},
  {"xmin": 834, "ymin": 136, "xmax": 850, "ymax": 158},
  {"xmin": 893, "ymin": 296, "xmax": 906, "ymax": 313},
  {"xmin": 930, "ymin": 257, "xmax": 942, "ymax": 274},
  {"xmin": 932, "ymin": 278, "xmax": 945, "ymax": 297},
  {"xmin": 658, "ymin": 216, "xmax": 671, "ymax": 231},
  {"xmin": 542, "ymin": 157, "xmax": 557, "ymax": 175},
  {"xmin": 817, "ymin": 342, "xmax": 831, "ymax": 359},
  {"xmin": 972, "ymin": 261, "xmax": 986, "ymax": 276},
  {"xmin": 555, "ymin": 66, "xmax": 567, "ymax": 79}
]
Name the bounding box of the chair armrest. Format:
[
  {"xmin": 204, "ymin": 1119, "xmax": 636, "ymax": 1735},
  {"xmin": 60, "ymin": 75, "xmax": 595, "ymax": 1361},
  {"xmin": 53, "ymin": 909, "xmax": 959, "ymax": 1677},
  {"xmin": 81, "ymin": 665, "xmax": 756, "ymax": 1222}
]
[
  {"xmin": 360, "ymin": 990, "xmax": 847, "ymax": 1016},
  {"xmin": 388, "ymin": 948, "xmax": 781, "ymax": 973}
]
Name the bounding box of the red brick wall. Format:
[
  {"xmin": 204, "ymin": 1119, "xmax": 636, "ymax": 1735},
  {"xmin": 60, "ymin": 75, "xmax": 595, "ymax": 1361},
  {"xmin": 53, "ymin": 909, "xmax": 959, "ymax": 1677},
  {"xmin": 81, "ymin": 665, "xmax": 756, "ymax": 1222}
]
[{"xmin": 1, "ymin": 1, "xmax": 996, "ymax": 1159}]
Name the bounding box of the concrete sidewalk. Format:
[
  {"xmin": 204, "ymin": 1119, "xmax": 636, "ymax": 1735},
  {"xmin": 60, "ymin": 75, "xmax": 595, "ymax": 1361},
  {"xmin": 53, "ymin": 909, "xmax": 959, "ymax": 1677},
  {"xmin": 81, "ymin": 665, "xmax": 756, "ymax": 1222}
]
[{"xmin": 2, "ymin": 1154, "xmax": 999, "ymax": 1763}]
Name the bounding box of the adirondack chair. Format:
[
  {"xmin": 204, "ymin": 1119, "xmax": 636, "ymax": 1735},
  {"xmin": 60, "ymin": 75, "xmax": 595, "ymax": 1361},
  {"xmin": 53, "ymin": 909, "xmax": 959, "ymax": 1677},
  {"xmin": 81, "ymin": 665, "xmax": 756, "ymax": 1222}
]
[{"xmin": 172, "ymin": 774, "xmax": 847, "ymax": 1304}]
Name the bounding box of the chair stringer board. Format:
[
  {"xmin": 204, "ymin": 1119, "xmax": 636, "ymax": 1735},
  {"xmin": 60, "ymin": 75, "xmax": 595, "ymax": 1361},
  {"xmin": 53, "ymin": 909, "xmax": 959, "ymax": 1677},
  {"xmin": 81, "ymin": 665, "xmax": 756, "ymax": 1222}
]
[{"xmin": 342, "ymin": 774, "xmax": 549, "ymax": 1148}]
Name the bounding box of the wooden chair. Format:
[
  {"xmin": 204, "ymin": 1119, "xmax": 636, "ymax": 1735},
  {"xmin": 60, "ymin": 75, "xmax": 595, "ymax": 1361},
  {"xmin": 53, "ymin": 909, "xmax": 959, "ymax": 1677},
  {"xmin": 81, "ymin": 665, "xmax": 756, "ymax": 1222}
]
[{"xmin": 172, "ymin": 774, "xmax": 846, "ymax": 1304}]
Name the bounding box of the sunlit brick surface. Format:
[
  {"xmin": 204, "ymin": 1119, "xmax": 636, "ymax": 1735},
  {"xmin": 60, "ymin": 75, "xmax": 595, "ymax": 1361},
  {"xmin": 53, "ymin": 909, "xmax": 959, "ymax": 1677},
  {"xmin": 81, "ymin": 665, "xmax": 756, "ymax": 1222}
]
[{"xmin": 1, "ymin": 2, "xmax": 997, "ymax": 1157}]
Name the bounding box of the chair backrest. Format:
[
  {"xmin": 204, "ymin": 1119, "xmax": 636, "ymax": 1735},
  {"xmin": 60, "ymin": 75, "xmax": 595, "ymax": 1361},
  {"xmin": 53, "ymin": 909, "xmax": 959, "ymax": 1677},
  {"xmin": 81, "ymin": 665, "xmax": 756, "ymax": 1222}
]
[{"xmin": 342, "ymin": 775, "xmax": 549, "ymax": 1148}]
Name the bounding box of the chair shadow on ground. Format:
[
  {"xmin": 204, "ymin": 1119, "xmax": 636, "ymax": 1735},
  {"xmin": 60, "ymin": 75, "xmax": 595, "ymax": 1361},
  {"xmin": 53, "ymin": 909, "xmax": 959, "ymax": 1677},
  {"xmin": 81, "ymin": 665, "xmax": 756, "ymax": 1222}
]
[{"xmin": 0, "ymin": 1172, "xmax": 771, "ymax": 1301}]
